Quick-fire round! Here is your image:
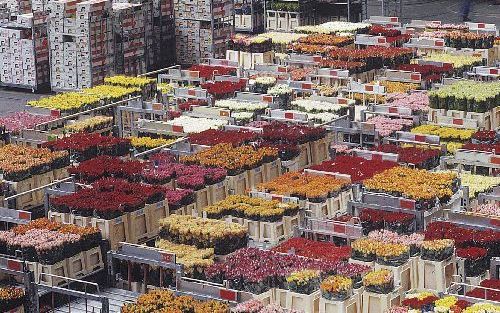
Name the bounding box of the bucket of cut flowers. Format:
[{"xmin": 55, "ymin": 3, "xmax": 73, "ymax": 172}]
[
  {"xmin": 376, "ymin": 243, "xmax": 410, "ymax": 266},
  {"xmin": 286, "ymin": 270, "xmax": 321, "ymax": 295},
  {"xmin": 363, "ymin": 269, "xmax": 394, "ymax": 294},
  {"xmin": 456, "ymin": 247, "xmax": 489, "ymax": 277},
  {"xmin": 351, "ymin": 238, "xmax": 380, "ymax": 262},
  {"xmin": 320, "ymin": 275, "xmax": 353, "ymax": 301}
]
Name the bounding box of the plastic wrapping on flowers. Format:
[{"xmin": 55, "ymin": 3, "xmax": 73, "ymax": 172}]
[
  {"xmin": 363, "ymin": 269, "xmax": 394, "ymax": 294},
  {"xmin": 320, "ymin": 275, "xmax": 353, "ymax": 301},
  {"xmin": 421, "ymin": 239, "xmax": 455, "ymax": 261}
]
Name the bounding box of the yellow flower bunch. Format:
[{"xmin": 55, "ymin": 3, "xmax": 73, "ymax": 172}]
[
  {"xmin": 181, "ymin": 143, "xmax": 278, "ymax": 173},
  {"xmin": 130, "ymin": 136, "xmax": 176, "ymax": 149},
  {"xmin": 104, "ymin": 75, "xmax": 156, "ymax": 88},
  {"xmin": 64, "ymin": 116, "xmax": 113, "ymax": 133},
  {"xmin": 157, "ymin": 83, "xmax": 174, "ymax": 94},
  {"xmin": 203, "ymin": 195, "xmax": 298, "ymax": 220},
  {"xmin": 159, "ymin": 214, "xmax": 247, "ymax": 243},
  {"xmin": 422, "ymin": 239, "xmax": 454, "ymax": 252},
  {"xmin": 405, "ymin": 290, "xmax": 437, "ymax": 300},
  {"xmin": 27, "ymin": 92, "xmax": 101, "ymax": 112},
  {"xmin": 460, "ymin": 173, "xmax": 500, "ymax": 199},
  {"xmin": 411, "ymin": 125, "xmax": 475, "ymax": 142},
  {"xmin": 286, "ymin": 270, "xmax": 320, "ymax": 286},
  {"xmin": 320, "ymin": 275, "xmax": 353, "ymax": 293},
  {"xmin": 363, "ymin": 269, "xmax": 392, "ymax": 287},
  {"xmin": 352, "ymin": 238, "xmax": 381, "ymax": 255},
  {"xmin": 422, "ymin": 53, "xmax": 483, "ymax": 69},
  {"xmin": 122, "ymin": 290, "xmax": 229, "ymax": 313},
  {"xmin": 82, "ymin": 84, "xmax": 140, "ymax": 101},
  {"xmin": 379, "ymin": 81, "xmax": 420, "ymax": 93},
  {"xmin": 364, "ymin": 167, "xmax": 456, "ymax": 200},
  {"xmin": 256, "ymin": 171, "xmax": 349, "ymax": 199},
  {"xmin": 155, "ymin": 239, "xmax": 214, "ymax": 271},
  {"xmin": 375, "ymin": 243, "xmax": 409, "ymax": 259},
  {"xmin": 435, "ymin": 296, "xmax": 457, "ymax": 309},
  {"xmin": 463, "ymin": 303, "xmax": 500, "ymax": 313}
]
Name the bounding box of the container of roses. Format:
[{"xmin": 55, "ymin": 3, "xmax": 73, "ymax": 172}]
[
  {"xmin": 320, "ymin": 275, "xmax": 353, "ymax": 301},
  {"xmin": 456, "ymin": 247, "xmax": 489, "ymax": 278},
  {"xmin": 363, "ymin": 269, "xmax": 394, "ymax": 294},
  {"xmin": 0, "ymin": 286, "xmax": 25, "ymax": 312},
  {"xmin": 376, "ymin": 243, "xmax": 410, "ymax": 266},
  {"xmin": 421, "ymin": 239, "xmax": 455, "ymax": 261}
]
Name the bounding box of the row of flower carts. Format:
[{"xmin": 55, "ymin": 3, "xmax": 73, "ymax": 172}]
[{"xmin": 0, "ymin": 17, "xmax": 499, "ymax": 313}]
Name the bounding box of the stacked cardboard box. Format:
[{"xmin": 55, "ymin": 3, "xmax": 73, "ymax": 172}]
[
  {"xmin": 150, "ymin": 0, "xmax": 174, "ymax": 69},
  {"xmin": 173, "ymin": 0, "xmax": 233, "ymax": 65},
  {"xmin": 112, "ymin": 2, "xmax": 146, "ymax": 76},
  {"xmin": 0, "ymin": 11, "xmax": 49, "ymax": 89},
  {"xmin": 48, "ymin": 0, "xmax": 114, "ymax": 90}
]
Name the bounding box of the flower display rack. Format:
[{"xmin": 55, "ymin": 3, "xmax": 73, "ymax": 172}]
[
  {"xmin": 226, "ymin": 50, "xmax": 274, "ymax": 70},
  {"xmin": 442, "ymin": 149, "xmax": 500, "ymax": 176},
  {"xmin": 274, "ymin": 288, "xmax": 321, "ymax": 313},
  {"xmin": 85, "ymin": 246, "xmax": 105, "ymax": 273},
  {"xmin": 427, "ymin": 107, "xmax": 494, "ymax": 130},
  {"xmin": 325, "ymin": 115, "xmax": 381, "ymax": 148},
  {"xmin": 92, "ymin": 215, "xmax": 130, "ymax": 251},
  {"xmin": 67, "ymin": 252, "xmax": 87, "ymax": 279},
  {"xmin": 464, "ymin": 271, "xmax": 489, "ymax": 291},
  {"xmin": 38, "ymin": 260, "xmax": 69, "ymax": 287},
  {"xmin": 319, "ymin": 289, "xmax": 362, "ymax": 313},
  {"xmin": 144, "ymin": 200, "xmax": 169, "ymax": 238},
  {"xmin": 417, "ymin": 256, "xmax": 457, "ymax": 292},
  {"xmin": 259, "ymin": 220, "xmax": 286, "ymax": 244},
  {"xmin": 362, "ymin": 286, "xmax": 402, "ymax": 313},
  {"xmin": 6, "ymin": 177, "xmax": 37, "ymax": 210},
  {"xmin": 375, "ymin": 260, "xmax": 414, "ymax": 292}
]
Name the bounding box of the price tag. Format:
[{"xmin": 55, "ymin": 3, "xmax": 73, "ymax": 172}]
[
  {"xmin": 452, "ymin": 119, "xmax": 464, "ymax": 125},
  {"xmin": 301, "ymin": 83, "xmax": 312, "ymax": 90},
  {"xmin": 271, "ymin": 195, "xmax": 283, "ymax": 202},
  {"xmin": 7, "ymin": 260, "xmax": 22, "ymax": 271},
  {"xmin": 478, "ymin": 23, "xmax": 485, "ymax": 28},
  {"xmin": 490, "ymin": 69, "xmax": 499, "ymax": 75},
  {"xmin": 330, "ymin": 70, "xmax": 338, "ymax": 76},
  {"xmin": 188, "ymin": 89, "xmax": 196, "ymax": 96},
  {"xmin": 338, "ymin": 98, "xmax": 348, "ymax": 105},
  {"xmin": 219, "ymin": 289, "xmax": 237, "ymax": 301},
  {"xmin": 333, "ymin": 223, "xmax": 346, "ymax": 234},
  {"xmin": 389, "ymin": 107, "xmax": 398, "ymax": 114},
  {"xmin": 50, "ymin": 110, "xmax": 60, "ymax": 117},
  {"xmin": 172, "ymin": 125, "xmax": 184, "ymax": 133},
  {"xmin": 161, "ymin": 253, "xmax": 174, "ymax": 263},
  {"xmin": 490, "ymin": 156, "xmax": 500, "ymax": 165},
  {"xmin": 313, "ymin": 56, "xmax": 322, "ymax": 62},
  {"xmin": 400, "ymin": 199, "xmax": 415, "ymax": 210},
  {"xmin": 435, "ymin": 40, "xmax": 444, "ymax": 47},
  {"xmin": 220, "ymin": 110, "xmax": 230, "ymax": 117},
  {"xmin": 284, "ymin": 112, "xmax": 294, "ymax": 119},
  {"xmin": 365, "ymin": 85, "xmax": 374, "ymax": 92},
  {"xmin": 414, "ymin": 135, "xmax": 426, "ymax": 142},
  {"xmin": 377, "ymin": 37, "xmax": 386, "ymax": 44},
  {"xmin": 262, "ymin": 95, "xmax": 273, "ymax": 103},
  {"xmin": 278, "ymin": 66, "xmax": 287, "ymax": 73},
  {"xmin": 18, "ymin": 211, "xmax": 31, "ymax": 220},
  {"xmin": 152, "ymin": 103, "xmax": 162, "ymax": 110},
  {"xmin": 188, "ymin": 71, "xmax": 199, "ymax": 78},
  {"xmin": 410, "ymin": 73, "xmax": 421, "ymax": 81},
  {"xmin": 390, "ymin": 17, "xmax": 398, "ymax": 22}
]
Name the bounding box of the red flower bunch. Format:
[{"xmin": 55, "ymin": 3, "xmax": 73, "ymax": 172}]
[
  {"xmin": 359, "ymin": 209, "xmax": 414, "ymax": 231},
  {"xmin": 44, "ymin": 133, "xmax": 131, "ymax": 160},
  {"xmin": 462, "ymin": 143, "xmax": 500, "ymax": 153},
  {"xmin": 328, "ymin": 46, "xmax": 413, "ymax": 61},
  {"xmin": 262, "ymin": 122, "xmax": 326, "ymax": 144},
  {"xmin": 466, "ymin": 279, "xmax": 500, "ymax": 301},
  {"xmin": 310, "ymin": 155, "xmax": 398, "ymax": 182},
  {"xmin": 401, "ymin": 295, "xmax": 439, "ymax": 309},
  {"xmin": 178, "ymin": 99, "xmax": 208, "ymax": 111},
  {"xmin": 473, "ymin": 131, "xmax": 497, "ymax": 143},
  {"xmin": 164, "ymin": 188, "xmax": 195, "ymax": 208},
  {"xmin": 319, "ymin": 60, "xmax": 367, "ymax": 73},
  {"xmin": 189, "ymin": 64, "xmax": 236, "ymax": 80},
  {"xmin": 369, "ymin": 25, "xmax": 401, "ymax": 37},
  {"xmin": 188, "ymin": 129, "xmax": 258, "ymax": 147},
  {"xmin": 200, "ymin": 80, "xmax": 246, "ymax": 99},
  {"xmin": 272, "ymin": 237, "xmax": 352, "ymax": 262},
  {"xmin": 396, "ymin": 64, "xmax": 453, "ymax": 83},
  {"xmin": 69, "ymin": 156, "xmax": 146, "ymax": 182},
  {"xmin": 456, "ymin": 247, "xmax": 487, "ymax": 260},
  {"xmin": 372, "ymin": 144, "xmax": 440, "ymax": 169}
]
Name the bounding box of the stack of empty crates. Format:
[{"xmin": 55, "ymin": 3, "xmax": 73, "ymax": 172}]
[
  {"xmin": 48, "ymin": 0, "xmax": 114, "ymax": 90},
  {"xmin": 149, "ymin": 0, "xmax": 174, "ymax": 70},
  {"xmin": 0, "ymin": 11, "xmax": 50, "ymax": 89},
  {"xmin": 112, "ymin": 2, "xmax": 146, "ymax": 76},
  {"xmin": 174, "ymin": 0, "xmax": 233, "ymax": 65}
]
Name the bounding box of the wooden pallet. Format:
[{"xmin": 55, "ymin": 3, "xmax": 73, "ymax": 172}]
[
  {"xmin": 67, "ymin": 252, "xmax": 87, "ymax": 279},
  {"xmin": 48, "ymin": 211, "xmax": 70, "ymax": 224},
  {"xmin": 297, "ymin": 143, "xmax": 312, "ymax": 170},
  {"xmin": 319, "ymin": 292, "xmax": 360, "ymax": 313},
  {"xmin": 260, "ymin": 220, "xmax": 285, "ymax": 244},
  {"xmin": 92, "ymin": 214, "xmax": 130, "ymax": 251},
  {"xmin": 375, "ymin": 261, "xmax": 414, "ymax": 292},
  {"xmin": 194, "ymin": 187, "xmax": 211, "ymax": 210},
  {"xmin": 264, "ymin": 159, "xmax": 282, "ymax": 182},
  {"xmin": 362, "ymin": 287, "xmax": 402, "ymax": 313},
  {"xmin": 33, "ymin": 170, "xmax": 55, "ymax": 202},
  {"xmin": 70, "ymin": 214, "xmax": 93, "ymax": 228},
  {"xmin": 248, "ymin": 165, "xmax": 266, "ymax": 188},
  {"xmin": 306, "ymin": 201, "xmax": 330, "ymax": 219},
  {"xmin": 39, "ymin": 260, "xmax": 68, "ymax": 286},
  {"xmin": 145, "ymin": 200, "xmax": 168, "ymax": 237},
  {"xmin": 310, "ymin": 136, "xmax": 330, "ymax": 166},
  {"xmin": 208, "ymin": 180, "xmax": 229, "ymax": 204},
  {"xmin": 85, "ymin": 247, "xmax": 104, "ymax": 273},
  {"xmin": 281, "ymin": 158, "xmax": 299, "ymax": 173},
  {"xmin": 8, "ymin": 177, "xmax": 36, "ymax": 210},
  {"xmin": 275, "ymin": 288, "xmax": 320, "ymax": 313},
  {"xmin": 243, "ymin": 219, "xmax": 260, "ymax": 241},
  {"xmin": 284, "ymin": 215, "xmax": 299, "ymax": 236},
  {"xmin": 128, "ymin": 208, "xmax": 149, "ymax": 244},
  {"xmin": 226, "ymin": 172, "xmax": 250, "ymax": 195},
  {"xmin": 417, "ymin": 256, "xmax": 456, "ymax": 292}
]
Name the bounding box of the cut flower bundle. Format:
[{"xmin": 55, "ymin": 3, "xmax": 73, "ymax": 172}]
[
  {"xmin": 203, "ymin": 195, "xmax": 299, "ymax": 222},
  {"xmin": 158, "ymin": 215, "xmax": 248, "ymax": 255}
]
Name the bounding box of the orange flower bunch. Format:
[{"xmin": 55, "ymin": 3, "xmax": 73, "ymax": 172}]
[
  {"xmin": 11, "ymin": 218, "xmax": 100, "ymax": 237},
  {"xmin": 363, "ymin": 167, "xmax": 456, "ymax": 200},
  {"xmin": 298, "ymin": 34, "xmax": 354, "ymax": 46},
  {"xmin": 257, "ymin": 171, "xmax": 349, "ymax": 200},
  {"xmin": 122, "ymin": 290, "xmax": 229, "ymax": 313},
  {"xmin": 180, "ymin": 143, "xmax": 278, "ymax": 175}
]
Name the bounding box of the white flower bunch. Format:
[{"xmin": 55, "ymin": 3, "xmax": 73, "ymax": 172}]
[
  {"xmin": 215, "ymin": 99, "xmax": 268, "ymax": 112},
  {"xmin": 166, "ymin": 116, "xmax": 227, "ymax": 133},
  {"xmin": 268, "ymin": 84, "xmax": 293, "ymax": 96},
  {"xmin": 292, "ymin": 99, "xmax": 347, "ymax": 113}
]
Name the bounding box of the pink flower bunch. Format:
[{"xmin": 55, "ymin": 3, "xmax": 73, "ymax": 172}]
[
  {"xmin": 472, "ymin": 203, "xmax": 500, "ymax": 217},
  {"xmin": 368, "ymin": 229, "xmax": 425, "ymax": 246},
  {"xmin": 164, "ymin": 188, "xmax": 195, "ymax": 207},
  {"xmin": 366, "ymin": 116, "xmax": 413, "ymax": 137},
  {"xmin": 0, "ymin": 112, "xmax": 55, "ymax": 133},
  {"xmin": 386, "ymin": 92, "xmax": 430, "ymax": 112}
]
